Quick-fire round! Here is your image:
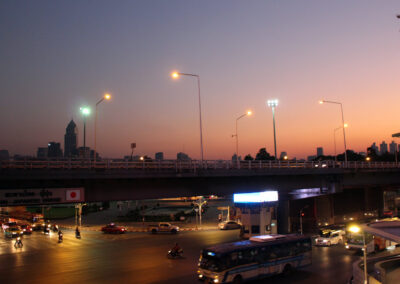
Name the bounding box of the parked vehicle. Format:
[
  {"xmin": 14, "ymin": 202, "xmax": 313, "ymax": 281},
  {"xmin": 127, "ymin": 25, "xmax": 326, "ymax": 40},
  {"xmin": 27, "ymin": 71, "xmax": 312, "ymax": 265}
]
[
  {"xmin": 101, "ymin": 223, "xmax": 127, "ymax": 234},
  {"xmin": 218, "ymin": 220, "xmax": 241, "ymax": 230},
  {"xmin": 149, "ymin": 223, "xmax": 179, "ymax": 234}
]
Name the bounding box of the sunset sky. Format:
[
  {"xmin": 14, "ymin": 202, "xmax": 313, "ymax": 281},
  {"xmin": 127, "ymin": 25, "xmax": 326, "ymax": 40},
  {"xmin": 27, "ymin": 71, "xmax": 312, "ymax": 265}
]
[{"xmin": 1, "ymin": 1, "xmax": 400, "ymax": 160}]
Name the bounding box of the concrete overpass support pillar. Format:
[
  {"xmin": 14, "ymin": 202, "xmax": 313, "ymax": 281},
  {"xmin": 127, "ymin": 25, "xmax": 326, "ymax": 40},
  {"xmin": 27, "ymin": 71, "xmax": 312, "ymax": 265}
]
[{"xmin": 278, "ymin": 194, "xmax": 291, "ymax": 234}]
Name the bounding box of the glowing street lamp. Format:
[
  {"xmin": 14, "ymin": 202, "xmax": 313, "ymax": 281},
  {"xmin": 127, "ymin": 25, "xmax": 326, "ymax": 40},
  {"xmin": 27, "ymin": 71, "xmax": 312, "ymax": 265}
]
[
  {"xmin": 320, "ymin": 100, "xmax": 348, "ymax": 163},
  {"xmin": 334, "ymin": 123, "xmax": 348, "ymax": 162},
  {"xmin": 366, "ymin": 157, "xmax": 371, "ymax": 162},
  {"xmin": 94, "ymin": 93, "xmax": 112, "ymax": 164},
  {"xmin": 348, "ymin": 225, "xmax": 368, "ymax": 283},
  {"xmin": 80, "ymin": 106, "xmax": 91, "ymax": 160},
  {"xmin": 232, "ymin": 110, "xmax": 252, "ymax": 161},
  {"xmin": 266, "ymin": 99, "xmax": 279, "ymax": 160},
  {"xmin": 171, "ymin": 71, "xmax": 204, "ymax": 164}
]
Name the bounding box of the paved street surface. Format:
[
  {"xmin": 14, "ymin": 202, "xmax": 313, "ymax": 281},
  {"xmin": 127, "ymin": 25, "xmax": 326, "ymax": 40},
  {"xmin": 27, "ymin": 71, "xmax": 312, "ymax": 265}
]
[{"xmin": 0, "ymin": 228, "xmax": 362, "ymax": 284}]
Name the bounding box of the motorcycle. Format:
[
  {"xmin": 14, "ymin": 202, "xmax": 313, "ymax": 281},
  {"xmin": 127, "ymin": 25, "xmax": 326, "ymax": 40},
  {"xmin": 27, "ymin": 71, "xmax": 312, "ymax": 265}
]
[
  {"xmin": 14, "ymin": 237, "xmax": 23, "ymax": 248},
  {"xmin": 167, "ymin": 249, "xmax": 183, "ymax": 259},
  {"xmin": 52, "ymin": 224, "xmax": 59, "ymax": 232},
  {"xmin": 75, "ymin": 230, "xmax": 81, "ymax": 239},
  {"xmin": 58, "ymin": 232, "xmax": 63, "ymax": 243}
]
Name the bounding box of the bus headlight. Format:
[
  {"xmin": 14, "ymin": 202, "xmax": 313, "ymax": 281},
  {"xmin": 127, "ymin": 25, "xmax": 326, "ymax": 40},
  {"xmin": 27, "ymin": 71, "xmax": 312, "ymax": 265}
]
[
  {"xmin": 345, "ymin": 245, "xmax": 349, "ymax": 249},
  {"xmin": 198, "ymin": 274, "xmax": 203, "ymax": 278},
  {"xmin": 213, "ymin": 278, "xmax": 219, "ymax": 283}
]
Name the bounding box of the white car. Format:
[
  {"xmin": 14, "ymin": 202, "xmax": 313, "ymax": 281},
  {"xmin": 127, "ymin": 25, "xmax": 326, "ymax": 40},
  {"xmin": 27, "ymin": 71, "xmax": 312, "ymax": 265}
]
[
  {"xmin": 218, "ymin": 221, "xmax": 241, "ymax": 230},
  {"xmin": 315, "ymin": 229, "xmax": 344, "ymax": 246}
]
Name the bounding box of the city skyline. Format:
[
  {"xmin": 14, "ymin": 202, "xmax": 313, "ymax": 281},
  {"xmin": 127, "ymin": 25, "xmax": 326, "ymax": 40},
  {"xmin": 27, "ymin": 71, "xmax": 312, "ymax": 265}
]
[{"xmin": 1, "ymin": 1, "xmax": 400, "ymax": 159}]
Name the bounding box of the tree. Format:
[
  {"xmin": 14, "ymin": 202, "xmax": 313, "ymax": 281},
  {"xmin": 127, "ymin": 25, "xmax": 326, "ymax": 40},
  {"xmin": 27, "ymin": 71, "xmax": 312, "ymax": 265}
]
[
  {"xmin": 244, "ymin": 154, "xmax": 254, "ymax": 161},
  {"xmin": 255, "ymin": 148, "xmax": 273, "ymax": 160}
]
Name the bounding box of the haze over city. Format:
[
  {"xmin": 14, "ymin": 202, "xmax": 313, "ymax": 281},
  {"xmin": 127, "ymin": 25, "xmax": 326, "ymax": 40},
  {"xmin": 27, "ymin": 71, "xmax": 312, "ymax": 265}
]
[{"xmin": 1, "ymin": 1, "xmax": 400, "ymax": 159}]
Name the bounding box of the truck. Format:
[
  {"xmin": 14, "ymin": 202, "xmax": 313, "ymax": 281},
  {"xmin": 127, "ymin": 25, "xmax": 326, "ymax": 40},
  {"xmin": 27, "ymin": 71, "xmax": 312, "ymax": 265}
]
[{"xmin": 149, "ymin": 222, "xmax": 180, "ymax": 234}]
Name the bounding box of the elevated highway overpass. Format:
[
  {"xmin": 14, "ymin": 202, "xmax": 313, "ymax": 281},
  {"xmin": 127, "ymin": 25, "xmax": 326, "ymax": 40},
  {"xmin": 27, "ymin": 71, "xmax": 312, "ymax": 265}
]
[{"xmin": 1, "ymin": 160, "xmax": 400, "ymax": 202}]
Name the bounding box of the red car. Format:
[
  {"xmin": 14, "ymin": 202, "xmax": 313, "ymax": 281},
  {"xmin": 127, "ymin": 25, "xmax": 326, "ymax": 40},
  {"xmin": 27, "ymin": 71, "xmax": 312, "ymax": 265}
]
[
  {"xmin": 20, "ymin": 224, "xmax": 33, "ymax": 234},
  {"xmin": 101, "ymin": 223, "xmax": 126, "ymax": 234}
]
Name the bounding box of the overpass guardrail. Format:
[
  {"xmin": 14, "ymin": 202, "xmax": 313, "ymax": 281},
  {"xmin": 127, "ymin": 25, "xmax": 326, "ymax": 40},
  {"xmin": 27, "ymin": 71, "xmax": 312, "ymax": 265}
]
[{"xmin": 0, "ymin": 160, "xmax": 400, "ymax": 171}]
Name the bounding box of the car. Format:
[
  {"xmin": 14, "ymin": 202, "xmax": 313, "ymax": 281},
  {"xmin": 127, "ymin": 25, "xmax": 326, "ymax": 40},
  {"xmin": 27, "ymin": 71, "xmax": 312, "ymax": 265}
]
[
  {"xmin": 218, "ymin": 220, "xmax": 242, "ymax": 230},
  {"xmin": 315, "ymin": 229, "xmax": 344, "ymax": 246},
  {"xmin": 101, "ymin": 223, "xmax": 127, "ymax": 234},
  {"xmin": 20, "ymin": 224, "xmax": 33, "ymax": 234},
  {"xmin": 149, "ymin": 223, "xmax": 179, "ymax": 234},
  {"xmin": 4, "ymin": 226, "xmax": 23, "ymax": 238}
]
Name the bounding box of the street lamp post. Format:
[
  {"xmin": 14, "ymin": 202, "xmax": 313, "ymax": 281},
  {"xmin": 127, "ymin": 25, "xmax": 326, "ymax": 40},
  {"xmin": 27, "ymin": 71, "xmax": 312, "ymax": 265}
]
[
  {"xmin": 94, "ymin": 93, "xmax": 111, "ymax": 165},
  {"xmin": 320, "ymin": 100, "xmax": 348, "ymax": 163},
  {"xmin": 193, "ymin": 197, "xmax": 207, "ymax": 228},
  {"xmin": 171, "ymin": 71, "xmax": 204, "ymax": 164},
  {"xmin": 80, "ymin": 107, "xmax": 91, "ymax": 161},
  {"xmin": 334, "ymin": 123, "xmax": 348, "ymax": 163},
  {"xmin": 232, "ymin": 110, "xmax": 252, "ymax": 161},
  {"xmin": 267, "ymin": 99, "xmax": 278, "ymax": 160}
]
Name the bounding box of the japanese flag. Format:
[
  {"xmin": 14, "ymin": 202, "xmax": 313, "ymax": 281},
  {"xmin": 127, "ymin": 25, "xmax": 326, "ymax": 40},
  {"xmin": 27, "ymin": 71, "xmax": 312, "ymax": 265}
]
[{"xmin": 66, "ymin": 189, "xmax": 81, "ymax": 201}]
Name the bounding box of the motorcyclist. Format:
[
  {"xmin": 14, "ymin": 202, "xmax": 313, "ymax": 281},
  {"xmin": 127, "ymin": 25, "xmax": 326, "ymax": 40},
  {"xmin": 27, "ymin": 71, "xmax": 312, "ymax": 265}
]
[
  {"xmin": 58, "ymin": 230, "xmax": 63, "ymax": 241},
  {"xmin": 53, "ymin": 224, "xmax": 59, "ymax": 232},
  {"xmin": 14, "ymin": 236, "xmax": 23, "ymax": 248},
  {"xmin": 171, "ymin": 243, "xmax": 182, "ymax": 256}
]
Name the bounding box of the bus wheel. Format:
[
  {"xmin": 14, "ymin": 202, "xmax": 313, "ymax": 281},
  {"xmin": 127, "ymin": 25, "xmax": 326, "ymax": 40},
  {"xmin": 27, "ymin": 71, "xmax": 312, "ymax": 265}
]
[
  {"xmin": 233, "ymin": 275, "xmax": 243, "ymax": 284},
  {"xmin": 283, "ymin": 264, "xmax": 292, "ymax": 276}
]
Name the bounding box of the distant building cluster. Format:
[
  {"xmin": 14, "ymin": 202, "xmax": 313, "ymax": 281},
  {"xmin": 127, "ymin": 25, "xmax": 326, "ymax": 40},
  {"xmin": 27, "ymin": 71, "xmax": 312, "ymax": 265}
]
[{"xmin": 370, "ymin": 141, "xmax": 398, "ymax": 156}]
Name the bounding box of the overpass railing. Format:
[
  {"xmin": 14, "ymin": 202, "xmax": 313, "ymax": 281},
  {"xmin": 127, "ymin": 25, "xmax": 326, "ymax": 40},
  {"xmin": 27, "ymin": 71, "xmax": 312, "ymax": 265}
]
[{"xmin": 1, "ymin": 160, "xmax": 400, "ymax": 171}]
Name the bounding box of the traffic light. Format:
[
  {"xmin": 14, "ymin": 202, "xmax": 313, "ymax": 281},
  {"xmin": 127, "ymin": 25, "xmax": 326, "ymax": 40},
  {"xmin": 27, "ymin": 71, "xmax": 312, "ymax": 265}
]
[{"xmin": 301, "ymin": 212, "xmax": 305, "ymax": 217}]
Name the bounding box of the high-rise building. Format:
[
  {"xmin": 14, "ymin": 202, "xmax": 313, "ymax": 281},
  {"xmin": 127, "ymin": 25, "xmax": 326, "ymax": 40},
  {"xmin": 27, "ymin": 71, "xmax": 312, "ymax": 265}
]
[
  {"xmin": 37, "ymin": 147, "xmax": 48, "ymax": 159},
  {"xmin": 380, "ymin": 141, "xmax": 388, "ymax": 155},
  {"xmin": 47, "ymin": 142, "xmax": 63, "ymax": 158},
  {"xmin": 155, "ymin": 152, "xmax": 164, "ymax": 161},
  {"xmin": 370, "ymin": 142, "xmax": 379, "ymax": 155},
  {"xmin": 317, "ymin": 147, "xmax": 324, "ymax": 157},
  {"xmin": 389, "ymin": 141, "xmax": 397, "ymax": 154},
  {"xmin": 64, "ymin": 120, "xmax": 78, "ymax": 158}
]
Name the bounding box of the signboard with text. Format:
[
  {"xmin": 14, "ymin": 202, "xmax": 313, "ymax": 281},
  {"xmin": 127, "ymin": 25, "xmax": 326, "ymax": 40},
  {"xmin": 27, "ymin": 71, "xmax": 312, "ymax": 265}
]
[{"xmin": 0, "ymin": 187, "xmax": 85, "ymax": 206}]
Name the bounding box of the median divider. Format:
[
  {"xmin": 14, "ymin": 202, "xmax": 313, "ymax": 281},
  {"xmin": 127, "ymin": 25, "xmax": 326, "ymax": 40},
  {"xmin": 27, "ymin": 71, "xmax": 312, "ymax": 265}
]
[{"xmin": 60, "ymin": 224, "xmax": 218, "ymax": 232}]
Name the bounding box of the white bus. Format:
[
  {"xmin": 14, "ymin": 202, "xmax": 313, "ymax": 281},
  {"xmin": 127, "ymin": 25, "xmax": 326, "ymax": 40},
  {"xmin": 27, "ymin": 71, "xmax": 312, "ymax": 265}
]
[{"xmin": 197, "ymin": 234, "xmax": 312, "ymax": 283}]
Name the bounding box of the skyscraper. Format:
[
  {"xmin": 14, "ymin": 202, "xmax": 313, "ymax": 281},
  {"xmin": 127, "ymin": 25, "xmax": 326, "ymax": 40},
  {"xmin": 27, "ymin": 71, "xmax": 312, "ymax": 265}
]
[
  {"xmin": 389, "ymin": 141, "xmax": 397, "ymax": 154},
  {"xmin": 64, "ymin": 120, "xmax": 78, "ymax": 158},
  {"xmin": 380, "ymin": 141, "xmax": 388, "ymax": 155},
  {"xmin": 370, "ymin": 142, "xmax": 379, "ymax": 155},
  {"xmin": 317, "ymin": 147, "xmax": 324, "ymax": 157}
]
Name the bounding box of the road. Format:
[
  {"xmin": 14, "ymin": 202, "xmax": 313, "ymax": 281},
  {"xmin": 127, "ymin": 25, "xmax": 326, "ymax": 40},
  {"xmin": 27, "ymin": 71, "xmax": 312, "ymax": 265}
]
[{"xmin": 0, "ymin": 229, "xmax": 361, "ymax": 284}]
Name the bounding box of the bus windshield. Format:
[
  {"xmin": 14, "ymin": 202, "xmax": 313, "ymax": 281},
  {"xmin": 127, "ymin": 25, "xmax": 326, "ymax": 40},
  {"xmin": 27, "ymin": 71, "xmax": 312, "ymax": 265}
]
[{"xmin": 199, "ymin": 252, "xmax": 225, "ymax": 272}]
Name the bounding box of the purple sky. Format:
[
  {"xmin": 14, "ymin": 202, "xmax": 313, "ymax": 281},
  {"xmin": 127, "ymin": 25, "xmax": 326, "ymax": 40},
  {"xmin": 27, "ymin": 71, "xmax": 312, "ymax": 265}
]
[{"xmin": 1, "ymin": 1, "xmax": 400, "ymax": 159}]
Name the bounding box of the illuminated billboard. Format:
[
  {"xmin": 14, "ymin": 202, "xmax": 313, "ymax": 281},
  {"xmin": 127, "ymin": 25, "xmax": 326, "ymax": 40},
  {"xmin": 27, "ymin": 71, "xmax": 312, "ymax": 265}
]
[{"xmin": 233, "ymin": 191, "xmax": 278, "ymax": 203}]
